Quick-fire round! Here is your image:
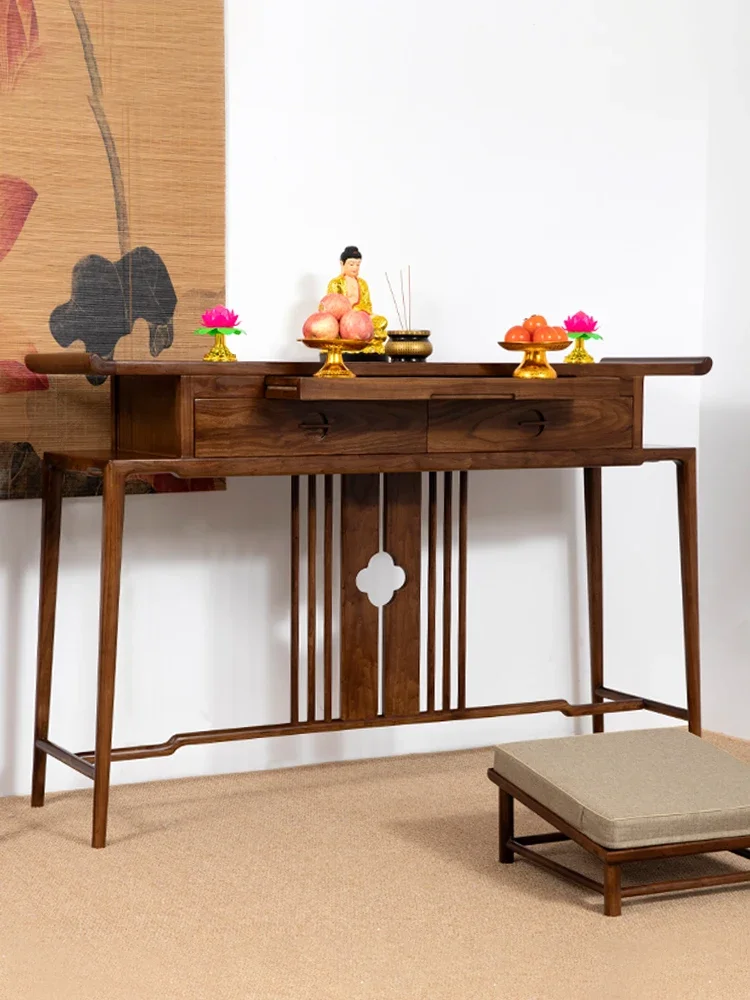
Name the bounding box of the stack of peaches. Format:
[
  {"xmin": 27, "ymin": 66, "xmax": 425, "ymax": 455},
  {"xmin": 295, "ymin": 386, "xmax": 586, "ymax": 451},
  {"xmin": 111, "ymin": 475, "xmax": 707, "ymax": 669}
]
[
  {"xmin": 302, "ymin": 294, "xmax": 373, "ymax": 342},
  {"xmin": 504, "ymin": 315, "xmax": 569, "ymax": 344}
]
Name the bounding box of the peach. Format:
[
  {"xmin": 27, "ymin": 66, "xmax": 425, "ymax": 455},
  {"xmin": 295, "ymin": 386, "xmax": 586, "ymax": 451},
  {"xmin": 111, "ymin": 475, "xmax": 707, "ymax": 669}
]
[
  {"xmin": 303, "ymin": 312, "xmax": 339, "ymax": 340},
  {"xmin": 339, "ymin": 310, "xmax": 373, "ymax": 341},
  {"xmin": 319, "ymin": 293, "xmax": 352, "ymax": 320}
]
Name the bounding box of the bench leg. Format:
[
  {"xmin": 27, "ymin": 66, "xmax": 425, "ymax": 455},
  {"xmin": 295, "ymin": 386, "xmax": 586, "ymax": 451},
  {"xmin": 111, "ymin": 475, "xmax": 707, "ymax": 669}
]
[
  {"xmin": 676, "ymin": 454, "xmax": 701, "ymax": 736},
  {"xmin": 32, "ymin": 459, "xmax": 64, "ymax": 808},
  {"xmin": 499, "ymin": 789, "xmax": 515, "ymax": 864},
  {"xmin": 603, "ymin": 863, "xmax": 622, "ymax": 916},
  {"xmin": 91, "ymin": 465, "xmax": 126, "ymax": 849},
  {"xmin": 584, "ymin": 468, "xmax": 604, "ymax": 734}
]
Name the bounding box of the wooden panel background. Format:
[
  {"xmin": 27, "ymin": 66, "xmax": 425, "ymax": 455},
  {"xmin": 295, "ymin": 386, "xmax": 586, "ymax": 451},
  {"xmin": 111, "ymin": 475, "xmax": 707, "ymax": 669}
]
[{"xmin": 0, "ymin": 0, "xmax": 225, "ymax": 497}]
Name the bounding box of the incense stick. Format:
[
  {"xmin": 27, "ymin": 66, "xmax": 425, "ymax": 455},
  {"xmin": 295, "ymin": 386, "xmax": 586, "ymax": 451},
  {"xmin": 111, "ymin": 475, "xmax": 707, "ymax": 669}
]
[
  {"xmin": 408, "ymin": 265, "xmax": 411, "ymax": 332},
  {"xmin": 385, "ymin": 272, "xmax": 405, "ymax": 329}
]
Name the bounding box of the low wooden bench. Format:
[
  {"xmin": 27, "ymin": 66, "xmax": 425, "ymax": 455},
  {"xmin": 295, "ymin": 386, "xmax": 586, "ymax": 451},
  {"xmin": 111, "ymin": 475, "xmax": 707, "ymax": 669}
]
[{"xmin": 487, "ymin": 728, "xmax": 750, "ymax": 916}]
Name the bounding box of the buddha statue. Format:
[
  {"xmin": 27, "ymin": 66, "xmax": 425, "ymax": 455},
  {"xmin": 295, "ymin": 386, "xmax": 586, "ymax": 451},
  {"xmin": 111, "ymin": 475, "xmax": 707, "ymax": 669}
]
[{"xmin": 327, "ymin": 246, "xmax": 388, "ymax": 354}]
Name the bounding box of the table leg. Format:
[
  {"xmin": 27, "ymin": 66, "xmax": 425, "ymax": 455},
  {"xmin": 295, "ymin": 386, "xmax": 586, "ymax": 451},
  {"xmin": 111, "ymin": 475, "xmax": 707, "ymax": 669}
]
[
  {"xmin": 31, "ymin": 459, "xmax": 64, "ymax": 808},
  {"xmin": 92, "ymin": 465, "xmax": 126, "ymax": 848},
  {"xmin": 603, "ymin": 863, "xmax": 622, "ymax": 916},
  {"xmin": 676, "ymin": 453, "xmax": 701, "ymax": 736},
  {"xmin": 499, "ymin": 789, "xmax": 515, "ymax": 864},
  {"xmin": 584, "ymin": 468, "xmax": 604, "ymax": 733}
]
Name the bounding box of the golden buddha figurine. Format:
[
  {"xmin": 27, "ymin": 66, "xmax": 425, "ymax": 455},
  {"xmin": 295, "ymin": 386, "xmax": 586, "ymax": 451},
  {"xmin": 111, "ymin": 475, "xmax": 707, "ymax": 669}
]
[{"xmin": 327, "ymin": 246, "xmax": 388, "ymax": 354}]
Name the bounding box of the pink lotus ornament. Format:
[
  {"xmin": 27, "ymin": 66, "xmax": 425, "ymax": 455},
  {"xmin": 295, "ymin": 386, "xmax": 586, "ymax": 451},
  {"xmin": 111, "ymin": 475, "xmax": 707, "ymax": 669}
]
[
  {"xmin": 194, "ymin": 304, "xmax": 246, "ymax": 362},
  {"xmin": 201, "ymin": 306, "xmax": 240, "ymax": 329},
  {"xmin": 563, "ymin": 311, "xmax": 600, "ymax": 336},
  {"xmin": 563, "ymin": 310, "xmax": 601, "ymax": 365}
]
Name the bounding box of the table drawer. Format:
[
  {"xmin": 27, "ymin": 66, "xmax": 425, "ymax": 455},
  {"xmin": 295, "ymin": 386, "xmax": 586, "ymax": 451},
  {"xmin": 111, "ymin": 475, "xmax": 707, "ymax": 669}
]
[
  {"xmin": 428, "ymin": 398, "xmax": 634, "ymax": 452},
  {"xmin": 194, "ymin": 399, "xmax": 427, "ymax": 457}
]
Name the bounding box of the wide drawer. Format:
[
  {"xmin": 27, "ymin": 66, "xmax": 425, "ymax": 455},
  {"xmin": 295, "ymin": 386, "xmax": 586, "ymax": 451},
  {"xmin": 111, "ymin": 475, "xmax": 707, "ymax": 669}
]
[
  {"xmin": 428, "ymin": 398, "xmax": 634, "ymax": 452},
  {"xmin": 194, "ymin": 399, "xmax": 427, "ymax": 457}
]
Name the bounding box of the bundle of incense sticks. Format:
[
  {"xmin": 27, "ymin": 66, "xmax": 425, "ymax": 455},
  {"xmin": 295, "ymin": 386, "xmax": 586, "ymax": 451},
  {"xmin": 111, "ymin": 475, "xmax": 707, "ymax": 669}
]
[{"xmin": 385, "ymin": 266, "xmax": 413, "ymax": 330}]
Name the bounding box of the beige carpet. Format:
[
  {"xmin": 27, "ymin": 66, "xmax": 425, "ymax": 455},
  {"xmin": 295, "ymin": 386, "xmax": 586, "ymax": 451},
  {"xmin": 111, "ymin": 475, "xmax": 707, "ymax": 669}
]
[{"xmin": 2, "ymin": 731, "xmax": 750, "ymax": 1000}]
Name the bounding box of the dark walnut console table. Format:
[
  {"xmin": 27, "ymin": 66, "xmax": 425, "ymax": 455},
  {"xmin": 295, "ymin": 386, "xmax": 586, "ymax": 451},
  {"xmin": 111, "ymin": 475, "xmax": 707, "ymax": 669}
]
[{"xmin": 24, "ymin": 354, "xmax": 711, "ymax": 847}]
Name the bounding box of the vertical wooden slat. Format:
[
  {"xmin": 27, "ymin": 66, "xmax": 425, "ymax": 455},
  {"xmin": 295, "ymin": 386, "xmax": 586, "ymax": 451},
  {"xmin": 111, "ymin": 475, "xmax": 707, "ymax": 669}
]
[
  {"xmin": 457, "ymin": 471, "xmax": 468, "ymax": 711},
  {"xmin": 442, "ymin": 471, "xmax": 453, "ymax": 711},
  {"xmin": 427, "ymin": 472, "xmax": 437, "ymax": 713},
  {"xmin": 584, "ymin": 468, "xmax": 604, "ymax": 734},
  {"xmin": 383, "ymin": 473, "xmax": 422, "ymax": 716},
  {"xmin": 290, "ymin": 476, "xmax": 300, "ymax": 724},
  {"xmin": 340, "ymin": 474, "xmax": 380, "ymax": 720},
  {"xmin": 324, "ymin": 475, "xmax": 334, "ymax": 722},
  {"xmin": 307, "ymin": 475, "xmax": 317, "ymax": 721}
]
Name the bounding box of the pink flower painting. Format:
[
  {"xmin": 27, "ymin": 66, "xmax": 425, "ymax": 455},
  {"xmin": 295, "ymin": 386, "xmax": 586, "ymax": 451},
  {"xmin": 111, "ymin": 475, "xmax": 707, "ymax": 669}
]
[
  {"xmin": 0, "ymin": 359, "xmax": 48, "ymax": 393},
  {"xmin": 0, "ymin": 0, "xmax": 40, "ymax": 93},
  {"xmin": 0, "ymin": 175, "xmax": 37, "ymax": 264}
]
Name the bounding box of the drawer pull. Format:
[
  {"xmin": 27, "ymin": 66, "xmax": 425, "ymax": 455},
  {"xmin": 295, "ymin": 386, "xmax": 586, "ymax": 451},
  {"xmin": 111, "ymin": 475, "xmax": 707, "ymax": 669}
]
[
  {"xmin": 298, "ymin": 413, "xmax": 329, "ymax": 438},
  {"xmin": 517, "ymin": 412, "xmax": 546, "ymax": 437}
]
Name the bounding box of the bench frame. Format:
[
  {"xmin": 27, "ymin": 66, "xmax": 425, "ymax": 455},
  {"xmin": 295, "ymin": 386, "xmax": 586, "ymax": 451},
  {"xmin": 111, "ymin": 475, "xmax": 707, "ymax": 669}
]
[{"xmin": 487, "ymin": 767, "xmax": 750, "ymax": 916}]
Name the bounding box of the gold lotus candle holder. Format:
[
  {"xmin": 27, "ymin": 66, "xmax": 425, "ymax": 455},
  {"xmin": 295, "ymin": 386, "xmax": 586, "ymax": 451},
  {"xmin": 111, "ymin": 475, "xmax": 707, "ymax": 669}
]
[
  {"xmin": 563, "ymin": 311, "xmax": 601, "ymax": 364},
  {"xmin": 194, "ymin": 306, "xmax": 246, "ymax": 362},
  {"xmin": 299, "ymin": 337, "xmax": 371, "ymax": 378},
  {"xmin": 499, "ymin": 339, "xmax": 570, "ymax": 379}
]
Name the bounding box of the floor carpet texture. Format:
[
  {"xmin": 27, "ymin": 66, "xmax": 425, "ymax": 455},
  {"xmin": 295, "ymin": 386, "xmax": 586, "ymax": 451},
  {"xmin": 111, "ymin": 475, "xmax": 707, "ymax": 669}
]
[{"xmin": 1, "ymin": 730, "xmax": 749, "ymax": 999}]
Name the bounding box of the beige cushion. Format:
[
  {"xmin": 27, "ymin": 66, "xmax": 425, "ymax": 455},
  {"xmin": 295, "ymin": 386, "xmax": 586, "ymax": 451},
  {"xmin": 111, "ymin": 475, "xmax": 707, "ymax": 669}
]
[{"xmin": 492, "ymin": 728, "xmax": 750, "ymax": 849}]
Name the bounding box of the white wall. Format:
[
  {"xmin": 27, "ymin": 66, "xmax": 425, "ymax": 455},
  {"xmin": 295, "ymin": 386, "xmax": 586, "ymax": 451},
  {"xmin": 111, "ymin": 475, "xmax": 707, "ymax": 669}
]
[
  {"xmin": 0, "ymin": 0, "xmax": 714, "ymax": 796},
  {"xmin": 698, "ymin": 0, "xmax": 750, "ymax": 737}
]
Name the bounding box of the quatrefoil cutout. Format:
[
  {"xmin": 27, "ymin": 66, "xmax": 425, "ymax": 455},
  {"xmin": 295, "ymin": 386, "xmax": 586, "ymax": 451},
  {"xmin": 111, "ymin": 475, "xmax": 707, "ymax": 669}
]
[{"xmin": 355, "ymin": 551, "xmax": 406, "ymax": 608}]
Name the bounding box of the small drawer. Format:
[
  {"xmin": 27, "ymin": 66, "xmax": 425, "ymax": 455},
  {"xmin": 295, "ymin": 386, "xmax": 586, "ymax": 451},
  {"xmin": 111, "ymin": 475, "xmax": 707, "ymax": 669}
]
[
  {"xmin": 428, "ymin": 398, "xmax": 634, "ymax": 452},
  {"xmin": 194, "ymin": 399, "xmax": 427, "ymax": 457}
]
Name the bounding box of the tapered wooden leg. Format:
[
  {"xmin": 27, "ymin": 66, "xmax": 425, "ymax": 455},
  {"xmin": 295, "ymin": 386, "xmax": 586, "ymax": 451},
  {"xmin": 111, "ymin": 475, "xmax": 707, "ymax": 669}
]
[
  {"xmin": 603, "ymin": 863, "xmax": 622, "ymax": 916},
  {"xmin": 499, "ymin": 789, "xmax": 515, "ymax": 864},
  {"xmin": 92, "ymin": 464, "xmax": 126, "ymax": 849},
  {"xmin": 676, "ymin": 453, "xmax": 701, "ymax": 736},
  {"xmin": 584, "ymin": 468, "xmax": 604, "ymax": 733},
  {"xmin": 31, "ymin": 459, "xmax": 64, "ymax": 808}
]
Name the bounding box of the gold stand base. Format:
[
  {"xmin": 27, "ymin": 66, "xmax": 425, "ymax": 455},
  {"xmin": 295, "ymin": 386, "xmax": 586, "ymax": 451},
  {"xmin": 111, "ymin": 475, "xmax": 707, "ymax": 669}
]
[
  {"xmin": 203, "ymin": 333, "xmax": 237, "ymax": 363},
  {"xmin": 500, "ymin": 339, "xmax": 569, "ymax": 378},
  {"xmin": 512, "ymin": 346, "xmax": 557, "ymax": 379},
  {"xmin": 316, "ymin": 344, "xmax": 356, "ymax": 378},
  {"xmin": 564, "ymin": 339, "xmax": 595, "ymax": 364},
  {"xmin": 299, "ymin": 337, "xmax": 371, "ymax": 377}
]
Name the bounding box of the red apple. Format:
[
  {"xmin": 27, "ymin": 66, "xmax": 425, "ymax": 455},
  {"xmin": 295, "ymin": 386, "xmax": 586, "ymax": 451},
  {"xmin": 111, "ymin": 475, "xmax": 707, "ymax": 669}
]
[
  {"xmin": 303, "ymin": 312, "xmax": 339, "ymax": 340},
  {"xmin": 339, "ymin": 310, "xmax": 374, "ymax": 341},
  {"xmin": 319, "ymin": 293, "xmax": 352, "ymax": 320},
  {"xmin": 505, "ymin": 325, "xmax": 531, "ymax": 342}
]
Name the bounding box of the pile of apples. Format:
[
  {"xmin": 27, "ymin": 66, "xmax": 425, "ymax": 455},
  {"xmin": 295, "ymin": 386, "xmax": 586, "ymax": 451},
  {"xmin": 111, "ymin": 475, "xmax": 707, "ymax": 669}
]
[
  {"xmin": 505, "ymin": 315, "xmax": 569, "ymax": 344},
  {"xmin": 302, "ymin": 294, "xmax": 374, "ymax": 342}
]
